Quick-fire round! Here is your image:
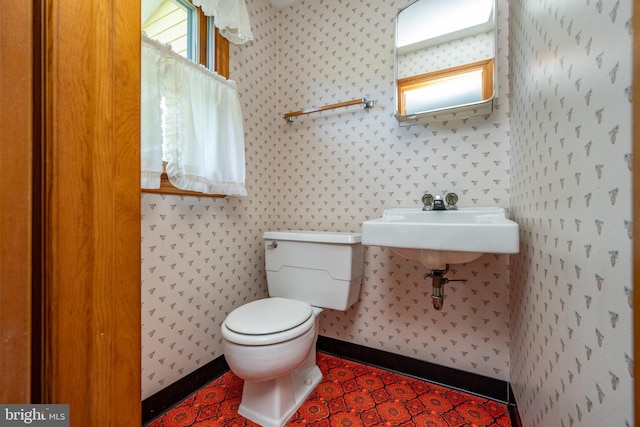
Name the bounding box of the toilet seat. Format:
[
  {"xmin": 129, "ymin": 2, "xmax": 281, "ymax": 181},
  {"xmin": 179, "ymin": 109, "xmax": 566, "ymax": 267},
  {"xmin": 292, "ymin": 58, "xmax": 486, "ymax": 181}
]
[{"xmin": 222, "ymin": 297, "xmax": 315, "ymax": 346}]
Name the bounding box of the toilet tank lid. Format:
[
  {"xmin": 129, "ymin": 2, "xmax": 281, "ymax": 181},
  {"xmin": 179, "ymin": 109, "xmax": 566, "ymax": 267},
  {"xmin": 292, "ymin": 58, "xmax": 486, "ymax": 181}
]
[{"xmin": 263, "ymin": 230, "xmax": 361, "ymax": 244}]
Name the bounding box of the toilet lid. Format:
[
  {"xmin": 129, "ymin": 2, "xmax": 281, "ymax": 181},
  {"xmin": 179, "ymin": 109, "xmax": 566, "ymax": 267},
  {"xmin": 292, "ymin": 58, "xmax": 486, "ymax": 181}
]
[{"xmin": 225, "ymin": 297, "xmax": 313, "ymax": 335}]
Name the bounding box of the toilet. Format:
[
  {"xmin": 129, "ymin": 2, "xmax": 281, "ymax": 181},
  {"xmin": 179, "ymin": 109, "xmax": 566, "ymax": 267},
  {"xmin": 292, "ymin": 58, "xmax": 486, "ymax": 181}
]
[{"xmin": 221, "ymin": 230, "xmax": 364, "ymax": 427}]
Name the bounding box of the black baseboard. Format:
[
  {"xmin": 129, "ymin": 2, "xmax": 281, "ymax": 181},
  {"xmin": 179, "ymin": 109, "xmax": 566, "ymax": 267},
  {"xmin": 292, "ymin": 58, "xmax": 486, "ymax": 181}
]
[
  {"xmin": 317, "ymin": 336, "xmax": 515, "ymax": 405},
  {"xmin": 143, "ymin": 336, "xmax": 520, "ymax": 425},
  {"xmin": 142, "ymin": 356, "xmax": 229, "ymax": 425}
]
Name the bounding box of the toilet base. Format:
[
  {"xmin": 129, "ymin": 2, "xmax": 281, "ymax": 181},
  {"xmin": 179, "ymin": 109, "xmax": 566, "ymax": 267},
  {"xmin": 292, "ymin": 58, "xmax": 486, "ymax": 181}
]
[
  {"xmin": 238, "ymin": 362, "xmax": 322, "ymax": 427},
  {"xmin": 226, "ymin": 306, "xmax": 326, "ymax": 427}
]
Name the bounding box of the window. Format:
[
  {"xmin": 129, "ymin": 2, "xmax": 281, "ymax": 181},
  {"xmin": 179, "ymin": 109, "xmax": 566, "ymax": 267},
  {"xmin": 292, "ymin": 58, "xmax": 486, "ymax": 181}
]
[
  {"xmin": 142, "ymin": 0, "xmax": 196, "ymax": 61},
  {"xmin": 141, "ymin": 0, "xmax": 230, "ymax": 197},
  {"xmin": 142, "ymin": 0, "xmax": 229, "ymax": 74}
]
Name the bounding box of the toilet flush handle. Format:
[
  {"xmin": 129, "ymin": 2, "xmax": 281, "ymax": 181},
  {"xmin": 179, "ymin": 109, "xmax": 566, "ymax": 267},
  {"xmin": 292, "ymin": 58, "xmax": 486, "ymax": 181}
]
[{"xmin": 267, "ymin": 241, "xmax": 278, "ymax": 249}]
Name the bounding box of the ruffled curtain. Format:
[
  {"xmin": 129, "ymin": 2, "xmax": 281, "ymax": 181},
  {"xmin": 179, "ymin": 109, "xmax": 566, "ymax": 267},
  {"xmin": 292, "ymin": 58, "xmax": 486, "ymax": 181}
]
[
  {"xmin": 141, "ymin": 39, "xmax": 165, "ymax": 188},
  {"xmin": 191, "ymin": 0, "xmax": 254, "ymax": 44},
  {"xmin": 141, "ymin": 36, "xmax": 247, "ymax": 196}
]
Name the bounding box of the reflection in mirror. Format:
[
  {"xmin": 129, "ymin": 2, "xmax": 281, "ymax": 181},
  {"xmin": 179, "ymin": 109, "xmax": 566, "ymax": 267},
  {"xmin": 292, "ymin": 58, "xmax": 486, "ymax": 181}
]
[
  {"xmin": 398, "ymin": 59, "xmax": 494, "ymax": 115},
  {"xmin": 395, "ymin": 0, "xmax": 496, "ymax": 123}
]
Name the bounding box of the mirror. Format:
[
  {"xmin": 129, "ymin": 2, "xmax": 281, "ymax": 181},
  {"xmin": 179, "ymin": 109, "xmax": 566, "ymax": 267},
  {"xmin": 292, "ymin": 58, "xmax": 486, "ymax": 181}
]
[{"xmin": 394, "ymin": 0, "xmax": 496, "ymax": 123}]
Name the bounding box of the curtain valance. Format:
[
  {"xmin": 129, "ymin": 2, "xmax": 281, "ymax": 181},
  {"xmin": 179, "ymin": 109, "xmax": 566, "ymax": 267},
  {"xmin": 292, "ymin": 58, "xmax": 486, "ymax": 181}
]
[
  {"xmin": 192, "ymin": 0, "xmax": 254, "ymax": 44},
  {"xmin": 141, "ymin": 36, "xmax": 247, "ymax": 196}
]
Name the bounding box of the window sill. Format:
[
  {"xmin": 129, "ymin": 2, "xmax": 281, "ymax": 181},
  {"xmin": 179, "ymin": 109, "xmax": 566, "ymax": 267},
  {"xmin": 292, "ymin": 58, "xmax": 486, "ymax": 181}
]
[{"xmin": 141, "ymin": 170, "xmax": 225, "ymax": 198}]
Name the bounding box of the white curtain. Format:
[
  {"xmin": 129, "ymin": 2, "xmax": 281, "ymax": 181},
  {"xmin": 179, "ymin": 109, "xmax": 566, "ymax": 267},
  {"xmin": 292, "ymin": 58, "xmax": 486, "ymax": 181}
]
[
  {"xmin": 141, "ymin": 39, "xmax": 165, "ymax": 188},
  {"xmin": 191, "ymin": 0, "xmax": 254, "ymax": 44},
  {"xmin": 141, "ymin": 36, "xmax": 247, "ymax": 196}
]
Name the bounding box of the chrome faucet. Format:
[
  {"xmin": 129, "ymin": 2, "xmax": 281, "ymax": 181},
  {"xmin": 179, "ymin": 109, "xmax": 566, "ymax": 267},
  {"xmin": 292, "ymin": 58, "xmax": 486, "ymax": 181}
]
[
  {"xmin": 422, "ymin": 192, "xmax": 458, "ymax": 211},
  {"xmin": 432, "ymin": 195, "xmax": 447, "ymax": 210}
]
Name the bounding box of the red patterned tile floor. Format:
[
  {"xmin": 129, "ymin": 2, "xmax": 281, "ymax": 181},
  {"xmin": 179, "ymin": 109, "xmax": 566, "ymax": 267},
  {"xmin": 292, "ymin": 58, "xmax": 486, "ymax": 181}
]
[{"xmin": 146, "ymin": 353, "xmax": 514, "ymax": 426}]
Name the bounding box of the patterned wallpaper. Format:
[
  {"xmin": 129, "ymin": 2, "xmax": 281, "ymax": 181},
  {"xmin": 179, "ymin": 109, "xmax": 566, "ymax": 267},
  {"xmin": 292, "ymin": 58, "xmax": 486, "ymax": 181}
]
[
  {"xmin": 141, "ymin": 0, "xmax": 280, "ymax": 398},
  {"xmin": 141, "ymin": 1, "xmax": 634, "ymax": 426},
  {"xmin": 276, "ymin": 0, "xmax": 513, "ymax": 383},
  {"xmin": 398, "ymin": 32, "xmax": 494, "ymax": 79},
  {"xmin": 142, "ymin": 0, "xmax": 514, "ymax": 399},
  {"xmin": 508, "ymin": 0, "xmax": 633, "ymax": 426}
]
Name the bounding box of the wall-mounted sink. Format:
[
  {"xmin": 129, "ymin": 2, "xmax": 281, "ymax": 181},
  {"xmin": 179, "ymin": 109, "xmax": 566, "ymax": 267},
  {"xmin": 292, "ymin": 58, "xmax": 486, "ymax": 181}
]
[{"xmin": 361, "ymin": 207, "xmax": 519, "ymax": 270}]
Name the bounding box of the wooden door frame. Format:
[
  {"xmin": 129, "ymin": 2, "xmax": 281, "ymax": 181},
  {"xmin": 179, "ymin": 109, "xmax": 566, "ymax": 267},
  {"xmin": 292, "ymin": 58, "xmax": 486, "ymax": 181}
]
[
  {"xmin": 0, "ymin": 0, "xmax": 142, "ymax": 424},
  {"xmin": 0, "ymin": 0, "xmax": 34, "ymax": 404},
  {"xmin": 40, "ymin": 0, "xmax": 141, "ymax": 424}
]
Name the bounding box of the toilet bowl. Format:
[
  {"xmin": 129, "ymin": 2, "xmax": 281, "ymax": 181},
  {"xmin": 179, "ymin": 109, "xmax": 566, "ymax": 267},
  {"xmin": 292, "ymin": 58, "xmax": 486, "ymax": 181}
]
[
  {"xmin": 221, "ymin": 298, "xmax": 323, "ymax": 427},
  {"xmin": 221, "ymin": 230, "xmax": 364, "ymax": 427}
]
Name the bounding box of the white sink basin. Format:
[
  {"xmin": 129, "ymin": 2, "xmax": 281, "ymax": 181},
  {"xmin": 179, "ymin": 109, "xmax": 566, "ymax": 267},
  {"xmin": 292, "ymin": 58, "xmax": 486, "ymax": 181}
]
[{"xmin": 361, "ymin": 207, "xmax": 519, "ymax": 270}]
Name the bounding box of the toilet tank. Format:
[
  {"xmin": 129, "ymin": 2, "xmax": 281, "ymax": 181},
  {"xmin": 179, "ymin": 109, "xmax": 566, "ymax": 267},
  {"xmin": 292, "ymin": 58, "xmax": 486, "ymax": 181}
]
[{"xmin": 263, "ymin": 231, "xmax": 364, "ymax": 311}]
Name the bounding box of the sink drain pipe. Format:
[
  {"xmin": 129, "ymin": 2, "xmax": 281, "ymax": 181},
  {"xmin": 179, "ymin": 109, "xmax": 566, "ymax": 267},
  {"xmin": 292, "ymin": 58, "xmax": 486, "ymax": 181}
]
[{"xmin": 426, "ymin": 266, "xmax": 466, "ymax": 310}]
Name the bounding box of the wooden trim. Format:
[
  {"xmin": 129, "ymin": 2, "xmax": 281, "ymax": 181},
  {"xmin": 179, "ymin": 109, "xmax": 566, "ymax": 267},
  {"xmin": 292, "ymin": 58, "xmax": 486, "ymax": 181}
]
[
  {"xmin": 0, "ymin": 0, "xmax": 33, "ymax": 404},
  {"xmin": 196, "ymin": 6, "xmax": 208, "ymax": 66},
  {"xmin": 397, "ymin": 58, "xmax": 494, "ymax": 115},
  {"xmin": 42, "ymin": 0, "xmax": 141, "ymax": 424},
  {"xmin": 32, "ymin": 0, "xmax": 45, "ymax": 401},
  {"xmin": 215, "ymin": 27, "xmax": 230, "ymax": 78},
  {"xmin": 482, "ymin": 58, "xmax": 494, "ymax": 100},
  {"xmin": 142, "ymin": 164, "xmax": 225, "ymax": 198},
  {"xmin": 143, "ymin": 178, "xmax": 225, "ymax": 198}
]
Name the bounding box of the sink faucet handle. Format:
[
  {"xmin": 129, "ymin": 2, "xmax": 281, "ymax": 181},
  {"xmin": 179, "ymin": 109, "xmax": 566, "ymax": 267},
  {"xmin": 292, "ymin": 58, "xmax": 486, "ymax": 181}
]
[
  {"xmin": 445, "ymin": 192, "xmax": 458, "ymax": 210},
  {"xmin": 422, "ymin": 192, "xmax": 434, "ymax": 210}
]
